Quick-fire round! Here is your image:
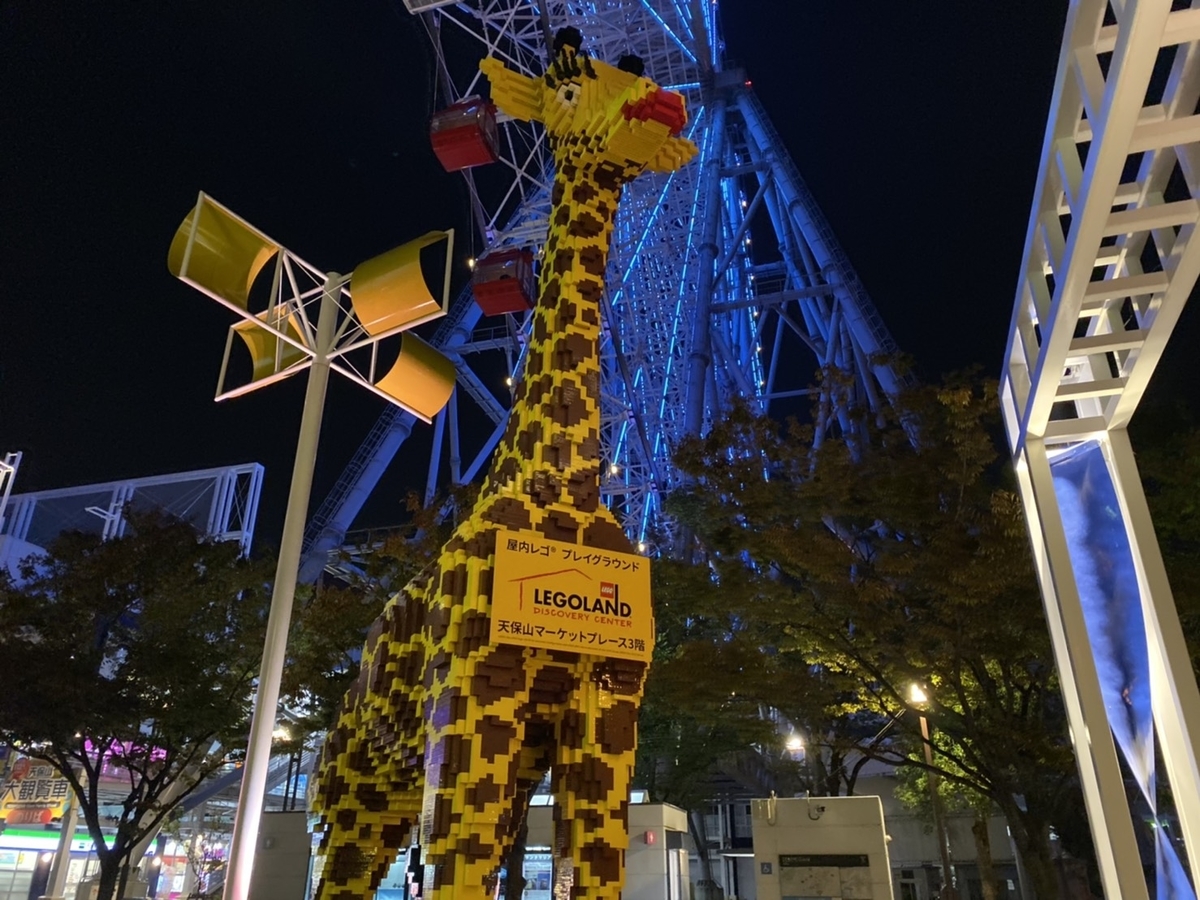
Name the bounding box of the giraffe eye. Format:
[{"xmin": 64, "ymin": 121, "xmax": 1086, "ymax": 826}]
[{"xmin": 556, "ymin": 83, "xmax": 579, "ymax": 108}]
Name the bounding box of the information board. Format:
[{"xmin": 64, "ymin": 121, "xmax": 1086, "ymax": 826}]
[{"xmin": 490, "ymin": 528, "xmax": 653, "ymax": 662}]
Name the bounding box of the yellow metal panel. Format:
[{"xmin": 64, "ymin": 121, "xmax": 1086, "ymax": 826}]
[
  {"xmin": 374, "ymin": 332, "xmax": 455, "ymax": 420},
  {"xmin": 233, "ymin": 311, "xmax": 307, "ymax": 382},
  {"xmin": 167, "ymin": 197, "xmax": 279, "ymax": 310},
  {"xmin": 349, "ymin": 232, "xmax": 448, "ymax": 337}
]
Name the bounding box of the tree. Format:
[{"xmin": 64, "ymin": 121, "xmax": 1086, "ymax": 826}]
[
  {"xmin": 667, "ymin": 378, "xmax": 1083, "ymax": 900},
  {"xmin": 1132, "ymin": 418, "xmax": 1200, "ymax": 669},
  {"xmin": 0, "ymin": 514, "xmax": 274, "ymax": 900},
  {"xmin": 635, "ymin": 556, "xmax": 791, "ymax": 900},
  {"xmin": 280, "ymin": 490, "xmax": 451, "ymax": 738}
]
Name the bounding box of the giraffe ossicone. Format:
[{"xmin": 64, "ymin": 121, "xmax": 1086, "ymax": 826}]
[{"xmin": 311, "ymin": 30, "xmax": 697, "ymax": 900}]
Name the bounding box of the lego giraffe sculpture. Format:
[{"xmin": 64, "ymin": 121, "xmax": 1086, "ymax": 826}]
[{"xmin": 312, "ymin": 29, "xmax": 697, "ymax": 900}]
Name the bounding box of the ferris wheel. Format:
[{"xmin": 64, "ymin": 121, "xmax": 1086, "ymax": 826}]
[{"xmin": 297, "ymin": 0, "xmax": 909, "ymax": 577}]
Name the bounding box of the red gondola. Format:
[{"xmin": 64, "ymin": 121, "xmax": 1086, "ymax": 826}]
[
  {"xmin": 430, "ymin": 98, "xmax": 499, "ymax": 172},
  {"xmin": 472, "ymin": 248, "xmax": 536, "ymax": 316}
]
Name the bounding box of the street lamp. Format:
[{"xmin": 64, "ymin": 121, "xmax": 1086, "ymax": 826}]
[
  {"xmin": 909, "ymin": 684, "xmax": 957, "ymax": 900},
  {"xmin": 168, "ymin": 193, "xmax": 458, "ymax": 900},
  {"xmin": 786, "ymin": 732, "xmax": 819, "ymax": 796}
]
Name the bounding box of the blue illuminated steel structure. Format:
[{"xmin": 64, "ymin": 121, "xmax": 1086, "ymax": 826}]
[
  {"xmin": 299, "ymin": 0, "xmax": 911, "ymax": 577},
  {"xmin": 1002, "ymin": 4, "xmax": 1200, "ymax": 899}
]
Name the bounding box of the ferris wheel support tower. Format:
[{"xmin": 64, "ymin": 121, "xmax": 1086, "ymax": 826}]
[{"xmin": 298, "ymin": 0, "xmax": 911, "ymax": 579}]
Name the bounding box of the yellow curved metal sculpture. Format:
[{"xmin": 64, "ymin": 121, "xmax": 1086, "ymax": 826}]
[{"xmin": 167, "ymin": 196, "xmax": 279, "ymax": 311}]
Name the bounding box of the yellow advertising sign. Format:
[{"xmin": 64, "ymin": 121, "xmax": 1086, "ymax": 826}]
[
  {"xmin": 0, "ymin": 757, "xmax": 71, "ymax": 825},
  {"xmin": 491, "ymin": 528, "xmax": 653, "ymax": 663}
]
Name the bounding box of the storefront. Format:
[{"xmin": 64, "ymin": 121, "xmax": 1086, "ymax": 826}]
[{"xmin": 0, "ymin": 829, "xmax": 110, "ymax": 900}]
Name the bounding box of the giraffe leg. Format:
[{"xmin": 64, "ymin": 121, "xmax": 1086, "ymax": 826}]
[
  {"xmin": 551, "ymin": 674, "xmax": 643, "ymax": 900},
  {"xmin": 314, "ymin": 596, "xmax": 429, "ymax": 900},
  {"xmin": 313, "ymin": 711, "xmax": 422, "ymax": 900},
  {"xmin": 313, "ymin": 703, "xmax": 425, "ymax": 900},
  {"xmin": 317, "ymin": 807, "xmax": 418, "ymax": 900},
  {"xmin": 420, "ymin": 667, "xmax": 538, "ymax": 900}
]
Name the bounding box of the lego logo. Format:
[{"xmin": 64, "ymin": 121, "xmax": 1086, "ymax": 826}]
[{"xmin": 600, "ymin": 582, "xmax": 616, "ymax": 599}]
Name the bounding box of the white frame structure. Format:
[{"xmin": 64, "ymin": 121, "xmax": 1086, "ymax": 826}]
[
  {"xmin": 0, "ymin": 463, "xmax": 264, "ymax": 553},
  {"xmin": 0, "ymin": 451, "xmax": 21, "ymax": 535},
  {"xmin": 1002, "ymin": 3, "xmax": 1200, "ymax": 898}
]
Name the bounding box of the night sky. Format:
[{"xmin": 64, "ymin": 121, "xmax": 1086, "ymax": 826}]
[{"xmin": 6, "ymin": 1, "xmax": 1189, "ymax": 547}]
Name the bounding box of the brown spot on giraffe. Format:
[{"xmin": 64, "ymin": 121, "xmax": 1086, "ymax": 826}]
[
  {"xmin": 556, "ymin": 333, "xmax": 592, "ymax": 369},
  {"xmin": 568, "ymin": 210, "xmax": 605, "ymax": 239},
  {"xmin": 482, "ymin": 496, "xmax": 531, "ymax": 530},
  {"xmin": 555, "ymin": 298, "xmax": 578, "ymax": 330},
  {"xmin": 578, "ymin": 246, "xmax": 606, "ymax": 277},
  {"xmin": 553, "ymin": 248, "xmax": 574, "ymax": 275},
  {"xmin": 572, "ymin": 181, "xmax": 598, "ymax": 204},
  {"xmin": 538, "ymin": 510, "xmax": 580, "ymax": 543},
  {"xmin": 516, "ymin": 420, "xmax": 543, "ymax": 460},
  {"xmin": 566, "ymin": 467, "xmax": 601, "ymax": 512}
]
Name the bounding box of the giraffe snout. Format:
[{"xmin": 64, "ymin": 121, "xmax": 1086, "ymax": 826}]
[{"xmin": 622, "ymin": 89, "xmax": 686, "ymax": 136}]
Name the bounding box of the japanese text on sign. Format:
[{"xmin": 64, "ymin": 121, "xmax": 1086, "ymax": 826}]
[
  {"xmin": 491, "ymin": 528, "xmax": 653, "ymax": 662},
  {"xmin": 0, "ymin": 758, "xmax": 70, "ymax": 825}
]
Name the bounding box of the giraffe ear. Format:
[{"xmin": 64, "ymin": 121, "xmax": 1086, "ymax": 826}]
[
  {"xmin": 646, "ymin": 134, "xmax": 699, "ymax": 173},
  {"xmin": 480, "ymin": 56, "xmax": 543, "ymax": 123}
]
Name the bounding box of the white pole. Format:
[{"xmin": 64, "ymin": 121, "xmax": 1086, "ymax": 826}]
[
  {"xmin": 181, "ymin": 805, "xmax": 205, "ymax": 900},
  {"xmin": 42, "ymin": 794, "xmax": 79, "ymax": 900},
  {"xmin": 221, "ymin": 280, "xmax": 340, "ymax": 900},
  {"xmin": 919, "ymin": 714, "xmax": 956, "ymax": 900}
]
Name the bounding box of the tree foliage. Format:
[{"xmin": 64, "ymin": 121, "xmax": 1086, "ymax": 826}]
[
  {"xmin": 662, "ymin": 377, "xmax": 1080, "ymax": 900},
  {"xmin": 279, "ymin": 491, "xmax": 455, "ymax": 739},
  {"xmin": 0, "ymin": 513, "xmax": 275, "ymax": 900},
  {"xmin": 635, "ymin": 557, "xmax": 790, "ymax": 809},
  {"xmin": 1134, "ymin": 420, "xmax": 1200, "ymax": 671}
]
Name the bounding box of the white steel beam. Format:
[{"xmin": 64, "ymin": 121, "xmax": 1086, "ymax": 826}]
[
  {"xmin": 1003, "ymin": 2, "xmax": 1200, "ymax": 895},
  {"xmin": 0, "ymin": 452, "xmax": 21, "ymax": 534},
  {"xmin": 1014, "ymin": 441, "xmax": 1148, "ymax": 900}
]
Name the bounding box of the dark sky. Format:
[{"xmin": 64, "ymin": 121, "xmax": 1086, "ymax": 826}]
[{"xmin": 9, "ymin": 1, "xmax": 1185, "ymax": 546}]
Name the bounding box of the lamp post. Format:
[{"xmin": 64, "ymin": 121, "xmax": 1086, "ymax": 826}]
[
  {"xmin": 786, "ymin": 733, "xmax": 817, "ymax": 795},
  {"xmin": 909, "ymin": 684, "xmax": 956, "ymax": 900},
  {"xmin": 168, "ymin": 194, "xmax": 458, "ymax": 900}
]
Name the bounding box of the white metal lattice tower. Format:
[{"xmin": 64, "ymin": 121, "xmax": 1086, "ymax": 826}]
[
  {"xmin": 299, "ymin": 0, "xmax": 911, "ymax": 578},
  {"xmin": 0, "ymin": 452, "xmax": 22, "ymax": 538},
  {"xmin": 0, "ymin": 462, "xmax": 264, "ymax": 552},
  {"xmin": 1003, "ymin": 3, "xmax": 1200, "ymax": 899}
]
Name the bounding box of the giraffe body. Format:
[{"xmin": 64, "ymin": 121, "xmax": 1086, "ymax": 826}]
[{"xmin": 312, "ymin": 31, "xmax": 696, "ymax": 900}]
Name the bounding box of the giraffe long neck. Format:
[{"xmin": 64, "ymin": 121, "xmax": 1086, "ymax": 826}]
[{"xmin": 479, "ymin": 161, "xmax": 621, "ymax": 514}]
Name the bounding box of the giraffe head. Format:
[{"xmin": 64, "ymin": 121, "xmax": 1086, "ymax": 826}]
[{"xmin": 480, "ymin": 27, "xmax": 698, "ymax": 183}]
